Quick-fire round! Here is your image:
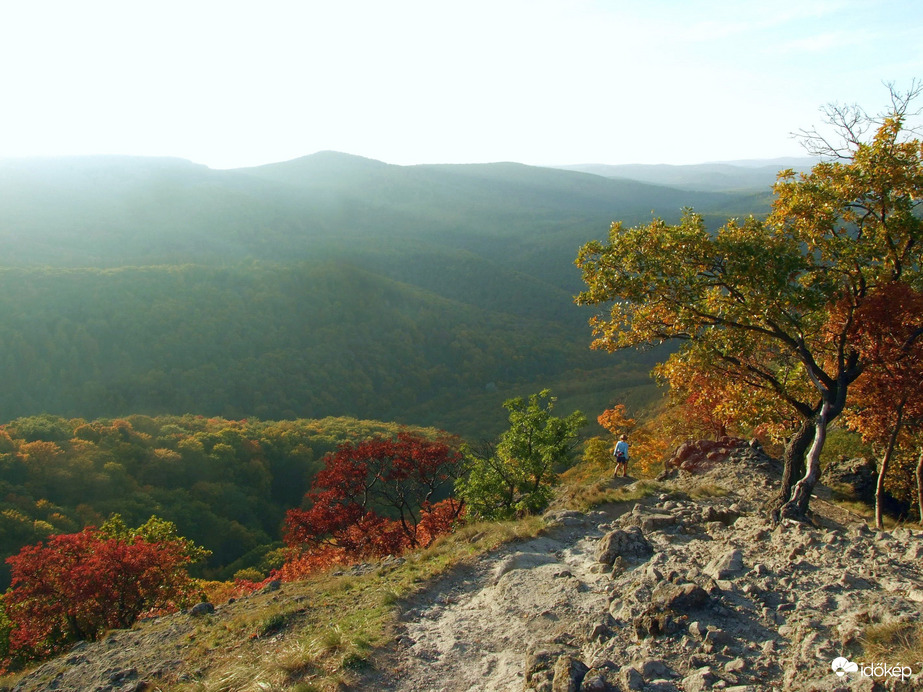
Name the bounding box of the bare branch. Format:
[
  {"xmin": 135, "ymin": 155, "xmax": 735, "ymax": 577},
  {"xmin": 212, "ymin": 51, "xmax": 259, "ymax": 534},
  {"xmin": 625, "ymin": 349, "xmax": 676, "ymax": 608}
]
[{"xmin": 793, "ymin": 80, "xmax": 923, "ymax": 160}]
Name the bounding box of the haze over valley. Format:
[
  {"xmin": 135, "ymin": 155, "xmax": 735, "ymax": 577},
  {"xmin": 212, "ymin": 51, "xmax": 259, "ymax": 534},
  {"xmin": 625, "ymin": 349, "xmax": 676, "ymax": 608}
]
[{"xmin": 0, "ymin": 152, "xmax": 790, "ymax": 437}]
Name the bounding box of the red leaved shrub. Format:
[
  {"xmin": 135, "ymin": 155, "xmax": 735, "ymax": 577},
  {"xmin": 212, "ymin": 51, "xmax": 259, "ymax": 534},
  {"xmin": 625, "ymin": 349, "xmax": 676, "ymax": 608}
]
[
  {"xmin": 4, "ymin": 523, "xmax": 201, "ymax": 659},
  {"xmin": 284, "ymin": 433, "xmax": 464, "ymax": 568}
]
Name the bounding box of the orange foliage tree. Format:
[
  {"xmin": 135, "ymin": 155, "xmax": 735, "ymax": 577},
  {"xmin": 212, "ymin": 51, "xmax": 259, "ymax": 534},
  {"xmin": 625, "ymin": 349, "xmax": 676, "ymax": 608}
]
[
  {"xmin": 576, "ymin": 85, "xmax": 923, "ymax": 519},
  {"xmin": 596, "ymin": 404, "xmax": 636, "ymax": 438},
  {"xmin": 843, "ymin": 283, "xmax": 923, "ymax": 528}
]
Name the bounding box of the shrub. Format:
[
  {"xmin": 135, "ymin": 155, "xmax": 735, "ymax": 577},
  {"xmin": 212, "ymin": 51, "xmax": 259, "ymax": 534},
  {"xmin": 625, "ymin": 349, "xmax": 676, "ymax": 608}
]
[
  {"xmin": 3, "ymin": 516, "xmax": 206, "ymax": 659},
  {"xmin": 457, "ymin": 390, "xmax": 586, "ymax": 520},
  {"xmin": 285, "ymin": 433, "xmax": 464, "ymax": 565}
]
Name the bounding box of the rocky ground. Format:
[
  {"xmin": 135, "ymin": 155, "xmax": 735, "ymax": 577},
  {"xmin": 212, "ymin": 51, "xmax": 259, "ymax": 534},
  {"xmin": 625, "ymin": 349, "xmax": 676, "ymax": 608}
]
[
  {"xmin": 358, "ymin": 441, "xmax": 923, "ymax": 691},
  {"xmin": 7, "ymin": 440, "xmax": 923, "ymax": 691}
]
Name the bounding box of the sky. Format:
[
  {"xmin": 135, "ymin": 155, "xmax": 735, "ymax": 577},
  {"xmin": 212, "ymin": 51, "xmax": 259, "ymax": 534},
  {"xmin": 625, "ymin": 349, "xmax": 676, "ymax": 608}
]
[{"xmin": 0, "ymin": 0, "xmax": 920, "ymax": 170}]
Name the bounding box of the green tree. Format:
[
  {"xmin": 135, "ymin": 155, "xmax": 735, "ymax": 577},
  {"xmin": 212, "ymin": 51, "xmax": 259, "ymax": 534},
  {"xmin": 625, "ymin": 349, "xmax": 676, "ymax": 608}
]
[
  {"xmin": 0, "ymin": 595, "xmax": 12, "ymax": 662},
  {"xmin": 457, "ymin": 390, "xmax": 586, "ymax": 519},
  {"xmin": 98, "ymin": 514, "xmax": 211, "ymax": 564},
  {"xmin": 576, "ymin": 85, "xmax": 923, "ymax": 520}
]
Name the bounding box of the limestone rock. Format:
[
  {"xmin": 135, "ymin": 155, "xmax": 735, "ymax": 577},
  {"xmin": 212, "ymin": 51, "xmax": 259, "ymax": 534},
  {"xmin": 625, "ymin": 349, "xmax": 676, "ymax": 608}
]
[
  {"xmin": 651, "ymin": 583, "xmax": 710, "ymax": 612},
  {"xmin": 620, "ymin": 665, "xmax": 644, "ymax": 691},
  {"xmin": 704, "ymin": 548, "xmax": 744, "ymax": 580},
  {"xmin": 581, "ymin": 663, "xmax": 621, "ymax": 692},
  {"xmin": 551, "ymin": 655, "xmax": 589, "ymax": 692},
  {"xmin": 524, "ymin": 650, "xmax": 561, "ymax": 691},
  {"xmin": 596, "ymin": 526, "xmax": 653, "ymax": 566},
  {"xmin": 681, "ymin": 666, "xmax": 720, "ymax": 692}
]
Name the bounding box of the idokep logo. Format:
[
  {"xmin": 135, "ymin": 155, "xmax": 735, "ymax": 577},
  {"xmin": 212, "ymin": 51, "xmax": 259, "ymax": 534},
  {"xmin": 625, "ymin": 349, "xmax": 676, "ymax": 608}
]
[
  {"xmin": 831, "ymin": 657, "xmax": 859, "ymax": 676},
  {"xmin": 831, "ymin": 656, "xmax": 914, "ymax": 682}
]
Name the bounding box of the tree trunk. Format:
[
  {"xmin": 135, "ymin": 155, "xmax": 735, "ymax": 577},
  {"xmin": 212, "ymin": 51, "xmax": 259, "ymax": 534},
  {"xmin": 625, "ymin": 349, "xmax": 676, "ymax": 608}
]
[
  {"xmin": 875, "ymin": 406, "xmax": 904, "ymax": 530},
  {"xmin": 916, "ymin": 447, "xmax": 923, "ymax": 526},
  {"xmin": 773, "ymin": 419, "xmax": 814, "ymax": 518},
  {"xmin": 780, "ymin": 400, "xmax": 832, "ymax": 520}
]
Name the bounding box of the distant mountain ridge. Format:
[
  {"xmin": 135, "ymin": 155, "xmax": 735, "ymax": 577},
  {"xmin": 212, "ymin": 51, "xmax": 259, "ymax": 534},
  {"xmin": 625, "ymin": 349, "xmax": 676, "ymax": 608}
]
[
  {"xmin": 0, "ymin": 151, "xmax": 777, "ymax": 435},
  {"xmin": 555, "ymin": 157, "xmax": 817, "ymax": 191}
]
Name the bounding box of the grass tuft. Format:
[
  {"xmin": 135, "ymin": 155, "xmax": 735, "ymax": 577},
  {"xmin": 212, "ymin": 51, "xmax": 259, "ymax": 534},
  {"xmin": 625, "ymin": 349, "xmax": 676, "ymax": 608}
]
[{"xmin": 861, "ymin": 621, "xmax": 923, "ymax": 673}]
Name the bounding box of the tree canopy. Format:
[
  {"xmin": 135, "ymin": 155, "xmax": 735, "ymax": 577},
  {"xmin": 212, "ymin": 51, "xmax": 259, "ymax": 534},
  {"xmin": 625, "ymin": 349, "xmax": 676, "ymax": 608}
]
[
  {"xmin": 576, "ymin": 85, "xmax": 923, "ymax": 519},
  {"xmin": 456, "ymin": 390, "xmax": 586, "ymax": 520},
  {"xmin": 284, "ymin": 433, "xmax": 464, "ymax": 564}
]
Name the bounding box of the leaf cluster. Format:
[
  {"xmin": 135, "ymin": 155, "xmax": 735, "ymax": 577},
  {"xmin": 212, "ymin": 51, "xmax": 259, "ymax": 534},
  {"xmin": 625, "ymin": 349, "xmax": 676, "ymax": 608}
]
[
  {"xmin": 3, "ymin": 517, "xmax": 203, "ymax": 660},
  {"xmin": 284, "ymin": 433, "xmax": 464, "ymax": 563},
  {"xmin": 456, "ymin": 390, "xmax": 587, "ymax": 520}
]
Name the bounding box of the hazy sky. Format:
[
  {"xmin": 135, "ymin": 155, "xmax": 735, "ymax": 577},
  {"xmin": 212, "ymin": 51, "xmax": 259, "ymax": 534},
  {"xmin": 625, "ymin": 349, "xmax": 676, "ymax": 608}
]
[{"xmin": 1, "ymin": 0, "xmax": 920, "ymax": 169}]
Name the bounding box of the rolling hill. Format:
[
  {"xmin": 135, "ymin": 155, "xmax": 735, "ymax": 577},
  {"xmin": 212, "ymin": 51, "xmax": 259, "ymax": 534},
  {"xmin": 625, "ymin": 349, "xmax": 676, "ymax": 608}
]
[
  {"xmin": 555, "ymin": 157, "xmax": 816, "ymax": 192},
  {"xmin": 0, "ymin": 152, "xmax": 774, "ymax": 436}
]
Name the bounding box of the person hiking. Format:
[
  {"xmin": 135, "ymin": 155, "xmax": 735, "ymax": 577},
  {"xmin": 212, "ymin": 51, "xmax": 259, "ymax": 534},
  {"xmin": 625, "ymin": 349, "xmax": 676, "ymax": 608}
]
[{"xmin": 613, "ymin": 434, "xmax": 629, "ymax": 477}]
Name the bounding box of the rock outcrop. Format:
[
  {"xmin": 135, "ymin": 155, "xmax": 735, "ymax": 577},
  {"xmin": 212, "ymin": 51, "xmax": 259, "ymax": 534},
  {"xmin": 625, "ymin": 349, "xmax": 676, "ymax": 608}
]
[
  {"xmin": 366, "ymin": 442, "xmax": 923, "ymax": 691},
  {"xmin": 823, "ymin": 456, "xmax": 878, "ymax": 503}
]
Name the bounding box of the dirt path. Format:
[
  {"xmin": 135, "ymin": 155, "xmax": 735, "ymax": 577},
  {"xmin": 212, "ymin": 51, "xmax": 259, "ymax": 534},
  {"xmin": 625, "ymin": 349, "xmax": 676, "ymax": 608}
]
[{"xmin": 361, "ymin": 501, "xmax": 636, "ymax": 692}]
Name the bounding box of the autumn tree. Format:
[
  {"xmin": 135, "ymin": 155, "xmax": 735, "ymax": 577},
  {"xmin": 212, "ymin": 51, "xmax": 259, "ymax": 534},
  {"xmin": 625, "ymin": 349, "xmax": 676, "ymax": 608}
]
[
  {"xmin": 576, "ymin": 85, "xmax": 923, "ymax": 520},
  {"xmin": 4, "ymin": 515, "xmax": 206, "ymax": 659},
  {"xmin": 653, "ymin": 337, "xmax": 814, "ymax": 457},
  {"xmin": 842, "ymin": 283, "xmax": 923, "ymax": 528},
  {"xmin": 597, "ymin": 404, "xmax": 636, "ymax": 439},
  {"xmin": 457, "ymin": 390, "xmax": 586, "ymax": 520},
  {"xmin": 285, "ymin": 433, "xmax": 464, "ymax": 563}
]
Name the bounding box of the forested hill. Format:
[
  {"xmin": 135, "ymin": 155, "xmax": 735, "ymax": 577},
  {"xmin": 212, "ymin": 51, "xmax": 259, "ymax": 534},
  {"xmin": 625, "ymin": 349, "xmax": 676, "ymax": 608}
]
[
  {"xmin": 555, "ymin": 157, "xmax": 815, "ymax": 192},
  {"xmin": 0, "ymin": 153, "xmax": 770, "ymax": 436}
]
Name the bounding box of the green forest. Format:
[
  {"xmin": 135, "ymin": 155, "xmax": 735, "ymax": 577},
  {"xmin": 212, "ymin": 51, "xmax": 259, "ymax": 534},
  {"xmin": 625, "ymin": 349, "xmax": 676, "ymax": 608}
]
[
  {"xmin": 0, "ymin": 261, "xmax": 667, "ymax": 437},
  {"xmin": 0, "ymin": 153, "xmax": 777, "ymax": 590},
  {"xmin": 0, "ymin": 153, "xmax": 768, "ymax": 437},
  {"xmin": 0, "ymin": 412, "xmax": 450, "ymax": 589}
]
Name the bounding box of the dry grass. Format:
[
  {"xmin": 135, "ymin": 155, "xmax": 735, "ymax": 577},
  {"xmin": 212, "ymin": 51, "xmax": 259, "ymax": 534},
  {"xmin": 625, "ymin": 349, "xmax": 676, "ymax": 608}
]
[
  {"xmin": 553, "ymin": 466, "xmax": 667, "ymax": 512},
  {"xmin": 160, "ymin": 516, "xmax": 547, "ymax": 692},
  {"xmin": 555, "ymin": 450, "xmax": 664, "ymax": 512},
  {"xmin": 861, "ymin": 621, "xmax": 923, "ymax": 675},
  {"xmin": 828, "ymin": 496, "xmax": 905, "ymax": 529}
]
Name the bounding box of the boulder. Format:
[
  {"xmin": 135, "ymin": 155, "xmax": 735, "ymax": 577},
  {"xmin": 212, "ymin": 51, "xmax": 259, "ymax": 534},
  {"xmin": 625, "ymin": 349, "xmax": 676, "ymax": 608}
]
[
  {"xmin": 551, "ymin": 655, "xmax": 589, "ymax": 692},
  {"xmin": 651, "ymin": 582, "xmax": 710, "ymax": 612},
  {"xmin": 524, "ymin": 649, "xmax": 561, "ymax": 691},
  {"xmin": 682, "ymin": 667, "xmax": 720, "ymax": 692},
  {"xmin": 640, "ymin": 514, "xmax": 677, "ymax": 532},
  {"xmin": 581, "ymin": 668, "xmax": 621, "ymax": 691},
  {"xmin": 595, "ymin": 526, "xmax": 653, "ymax": 566},
  {"xmin": 823, "ymin": 456, "xmax": 877, "ymax": 502},
  {"xmin": 704, "ymin": 549, "xmax": 744, "ymax": 580},
  {"xmin": 665, "ymin": 438, "xmax": 748, "ymax": 473},
  {"xmin": 620, "ymin": 665, "xmax": 644, "ymax": 691},
  {"xmin": 636, "ymin": 659, "xmax": 674, "ymax": 680},
  {"xmin": 189, "ymin": 602, "xmax": 215, "ymax": 616}
]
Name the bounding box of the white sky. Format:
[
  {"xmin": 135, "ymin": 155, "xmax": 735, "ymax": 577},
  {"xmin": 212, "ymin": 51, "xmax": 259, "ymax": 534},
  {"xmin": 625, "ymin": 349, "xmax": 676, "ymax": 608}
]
[{"xmin": 0, "ymin": 0, "xmax": 920, "ymax": 169}]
